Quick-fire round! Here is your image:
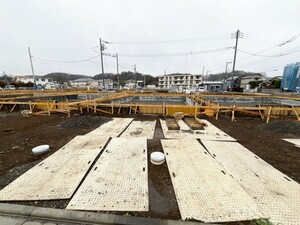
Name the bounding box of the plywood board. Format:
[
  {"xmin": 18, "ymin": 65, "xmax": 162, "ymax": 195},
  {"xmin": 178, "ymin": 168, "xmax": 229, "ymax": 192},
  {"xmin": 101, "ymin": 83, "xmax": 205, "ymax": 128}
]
[
  {"xmin": 161, "ymin": 139, "xmax": 262, "ymax": 222},
  {"xmin": 202, "ymin": 140, "xmax": 300, "ymax": 225},
  {"xmin": 0, "ymin": 136, "xmax": 109, "ymax": 201},
  {"xmin": 283, "ymin": 138, "xmax": 300, "ymax": 148},
  {"xmin": 120, "ymin": 120, "xmax": 156, "ymax": 139},
  {"xmin": 67, "ymin": 137, "xmax": 148, "ymax": 211},
  {"xmin": 87, "ymin": 118, "xmax": 133, "ymax": 137},
  {"xmin": 160, "ymin": 119, "xmax": 236, "ymax": 141}
]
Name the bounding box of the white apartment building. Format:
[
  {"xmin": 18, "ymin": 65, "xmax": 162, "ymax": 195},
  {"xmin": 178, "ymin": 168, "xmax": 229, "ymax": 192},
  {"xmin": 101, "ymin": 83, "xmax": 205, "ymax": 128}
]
[
  {"xmin": 70, "ymin": 78, "xmax": 114, "ymax": 90},
  {"xmin": 13, "ymin": 76, "xmax": 55, "ymax": 89},
  {"xmin": 71, "ymin": 78, "xmax": 99, "ymax": 88},
  {"xmin": 158, "ymin": 74, "xmax": 203, "ymax": 90}
]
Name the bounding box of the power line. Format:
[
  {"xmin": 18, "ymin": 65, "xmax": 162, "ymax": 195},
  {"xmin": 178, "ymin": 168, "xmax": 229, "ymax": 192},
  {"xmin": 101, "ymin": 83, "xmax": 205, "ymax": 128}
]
[
  {"xmin": 237, "ymin": 49, "xmax": 278, "ymax": 58},
  {"xmin": 243, "ymin": 34, "xmax": 282, "ymax": 44},
  {"xmin": 32, "ymin": 54, "xmax": 100, "ymax": 63},
  {"xmin": 238, "ymin": 47, "xmax": 300, "ymax": 61},
  {"xmin": 31, "ymin": 46, "xmax": 99, "ymax": 50},
  {"xmin": 111, "ymin": 47, "xmax": 233, "ymax": 58},
  {"xmin": 107, "ymin": 34, "xmax": 232, "ymax": 45}
]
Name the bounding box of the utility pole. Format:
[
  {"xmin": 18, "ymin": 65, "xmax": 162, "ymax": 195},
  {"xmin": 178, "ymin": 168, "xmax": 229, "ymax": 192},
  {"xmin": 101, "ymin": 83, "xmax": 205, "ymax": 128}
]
[
  {"xmin": 99, "ymin": 38, "xmax": 105, "ymax": 91},
  {"xmin": 116, "ymin": 53, "xmax": 119, "ymax": 89},
  {"xmin": 231, "ymin": 29, "xmax": 243, "ymax": 92},
  {"xmin": 28, "ymin": 47, "xmax": 37, "ymax": 87},
  {"xmin": 144, "ymin": 75, "xmax": 146, "ymax": 88},
  {"xmin": 134, "ymin": 64, "xmax": 137, "ymax": 90}
]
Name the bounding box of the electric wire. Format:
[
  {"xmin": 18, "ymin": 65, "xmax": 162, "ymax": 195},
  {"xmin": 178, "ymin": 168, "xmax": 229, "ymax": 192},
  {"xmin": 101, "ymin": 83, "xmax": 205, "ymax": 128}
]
[
  {"xmin": 32, "ymin": 54, "xmax": 100, "ymax": 63},
  {"xmin": 112, "ymin": 47, "xmax": 233, "ymax": 58},
  {"xmin": 107, "ymin": 34, "xmax": 232, "ymax": 45}
]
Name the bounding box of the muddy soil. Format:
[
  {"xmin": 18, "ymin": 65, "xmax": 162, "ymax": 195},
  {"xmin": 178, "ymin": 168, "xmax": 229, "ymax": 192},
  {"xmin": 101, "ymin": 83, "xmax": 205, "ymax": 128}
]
[{"xmin": 0, "ymin": 112, "xmax": 299, "ymax": 225}]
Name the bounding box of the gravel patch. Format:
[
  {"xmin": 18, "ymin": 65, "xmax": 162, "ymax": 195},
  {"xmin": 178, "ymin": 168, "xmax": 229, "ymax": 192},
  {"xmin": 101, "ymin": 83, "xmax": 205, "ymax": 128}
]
[
  {"xmin": 57, "ymin": 115, "xmax": 111, "ymax": 129},
  {"xmin": 257, "ymin": 120, "xmax": 300, "ymax": 136}
]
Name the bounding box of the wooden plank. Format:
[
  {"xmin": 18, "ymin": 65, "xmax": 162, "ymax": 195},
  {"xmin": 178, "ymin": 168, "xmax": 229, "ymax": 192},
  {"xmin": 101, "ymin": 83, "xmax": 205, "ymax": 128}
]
[
  {"xmin": 120, "ymin": 120, "xmax": 156, "ymax": 139},
  {"xmin": 87, "ymin": 118, "xmax": 133, "ymax": 137},
  {"xmin": 160, "ymin": 119, "xmax": 236, "ymax": 141},
  {"xmin": 0, "ymin": 136, "xmax": 109, "ymax": 201},
  {"xmin": 283, "ymin": 138, "xmax": 300, "ymax": 147},
  {"xmin": 67, "ymin": 137, "xmax": 148, "ymax": 211},
  {"xmin": 202, "ymin": 140, "xmax": 300, "ymax": 225},
  {"xmin": 161, "ymin": 139, "xmax": 262, "ymax": 222}
]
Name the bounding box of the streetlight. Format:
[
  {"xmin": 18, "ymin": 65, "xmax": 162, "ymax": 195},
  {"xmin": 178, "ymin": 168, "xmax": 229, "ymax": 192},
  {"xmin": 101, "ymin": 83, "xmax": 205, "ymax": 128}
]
[{"xmin": 224, "ymin": 62, "xmax": 232, "ymax": 91}]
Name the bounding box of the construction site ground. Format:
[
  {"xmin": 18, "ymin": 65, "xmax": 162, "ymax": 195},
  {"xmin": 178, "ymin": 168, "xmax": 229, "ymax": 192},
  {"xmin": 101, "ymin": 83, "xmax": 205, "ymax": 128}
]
[{"xmin": 0, "ymin": 111, "xmax": 299, "ymax": 225}]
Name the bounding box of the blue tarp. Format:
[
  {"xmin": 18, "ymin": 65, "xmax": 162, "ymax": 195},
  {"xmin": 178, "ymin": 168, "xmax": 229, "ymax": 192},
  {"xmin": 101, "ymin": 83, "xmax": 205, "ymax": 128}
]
[{"xmin": 281, "ymin": 62, "xmax": 300, "ymax": 92}]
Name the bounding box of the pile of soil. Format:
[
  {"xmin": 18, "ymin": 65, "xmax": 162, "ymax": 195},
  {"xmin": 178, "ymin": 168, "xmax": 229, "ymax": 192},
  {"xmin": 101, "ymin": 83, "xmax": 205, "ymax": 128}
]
[
  {"xmin": 57, "ymin": 115, "xmax": 111, "ymax": 129},
  {"xmin": 257, "ymin": 120, "xmax": 300, "ymax": 136}
]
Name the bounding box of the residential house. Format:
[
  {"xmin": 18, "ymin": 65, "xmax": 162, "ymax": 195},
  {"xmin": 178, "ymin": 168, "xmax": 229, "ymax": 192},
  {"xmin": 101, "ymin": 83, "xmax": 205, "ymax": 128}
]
[
  {"xmin": 13, "ymin": 75, "xmax": 55, "ymax": 89},
  {"xmin": 70, "ymin": 78, "xmax": 99, "ymax": 89}
]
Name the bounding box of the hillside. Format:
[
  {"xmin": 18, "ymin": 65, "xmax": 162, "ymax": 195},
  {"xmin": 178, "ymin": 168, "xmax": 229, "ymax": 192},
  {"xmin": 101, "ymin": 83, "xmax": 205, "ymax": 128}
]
[{"xmin": 44, "ymin": 73, "xmax": 89, "ymax": 83}]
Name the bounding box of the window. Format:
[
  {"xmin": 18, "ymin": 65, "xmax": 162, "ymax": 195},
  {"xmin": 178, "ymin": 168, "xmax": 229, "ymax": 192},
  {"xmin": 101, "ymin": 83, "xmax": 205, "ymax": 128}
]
[{"xmin": 41, "ymin": 79, "xmax": 45, "ymax": 81}]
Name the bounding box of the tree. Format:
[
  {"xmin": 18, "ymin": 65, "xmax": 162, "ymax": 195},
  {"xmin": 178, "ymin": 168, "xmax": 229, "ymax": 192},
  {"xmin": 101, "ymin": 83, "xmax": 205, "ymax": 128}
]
[
  {"xmin": 274, "ymin": 80, "xmax": 281, "ymax": 89},
  {"xmin": 249, "ymin": 81, "xmax": 261, "ymax": 89},
  {"xmin": 25, "ymin": 82, "xmax": 34, "ymax": 87},
  {"xmin": 0, "ymin": 81, "xmax": 5, "ymax": 88}
]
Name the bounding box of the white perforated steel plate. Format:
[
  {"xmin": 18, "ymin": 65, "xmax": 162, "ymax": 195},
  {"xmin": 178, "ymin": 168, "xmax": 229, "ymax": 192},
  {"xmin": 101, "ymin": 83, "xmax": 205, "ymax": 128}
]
[
  {"xmin": 283, "ymin": 138, "xmax": 300, "ymax": 148},
  {"xmin": 202, "ymin": 140, "xmax": 300, "ymax": 225},
  {"xmin": 67, "ymin": 137, "xmax": 148, "ymax": 211},
  {"xmin": 161, "ymin": 139, "xmax": 262, "ymax": 222},
  {"xmin": 87, "ymin": 118, "xmax": 133, "ymax": 137},
  {"xmin": 0, "ymin": 136, "xmax": 109, "ymax": 201},
  {"xmin": 160, "ymin": 119, "xmax": 236, "ymax": 141},
  {"xmin": 120, "ymin": 120, "xmax": 156, "ymax": 139}
]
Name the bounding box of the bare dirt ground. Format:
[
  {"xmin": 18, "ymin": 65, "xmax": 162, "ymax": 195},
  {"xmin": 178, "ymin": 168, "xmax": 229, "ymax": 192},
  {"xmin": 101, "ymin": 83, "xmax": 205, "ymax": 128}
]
[{"xmin": 0, "ymin": 112, "xmax": 299, "ymax": 225}]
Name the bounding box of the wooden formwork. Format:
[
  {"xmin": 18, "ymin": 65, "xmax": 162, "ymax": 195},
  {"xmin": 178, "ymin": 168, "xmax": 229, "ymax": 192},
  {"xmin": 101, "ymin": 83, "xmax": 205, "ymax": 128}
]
[{"xmin": 0, "ymin": 91, "xmax": 299, "ymax": 123}]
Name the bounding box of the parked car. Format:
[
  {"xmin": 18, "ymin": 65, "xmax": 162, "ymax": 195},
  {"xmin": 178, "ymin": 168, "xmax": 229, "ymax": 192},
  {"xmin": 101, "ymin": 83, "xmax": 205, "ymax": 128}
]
[
  {"xmin": 4, "ymin": 85, "xmax": 16, "ymax": 90},
  {"xmin": 31, "ymin": 84, "xmax": 44, "ymax": 90},
  {"xmin": 185, "ymin": 89, "xmax": 195, "ymax": 94}
]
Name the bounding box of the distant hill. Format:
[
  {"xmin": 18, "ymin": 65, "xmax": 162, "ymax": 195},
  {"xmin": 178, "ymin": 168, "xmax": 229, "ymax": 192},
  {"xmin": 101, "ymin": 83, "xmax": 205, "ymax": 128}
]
[
  {"xmin": 44, "ymin": 72, "xmax": 89, "ymax": 83},
  {"xmin": 206, "ymin": 70, "xmax": 264, "ymax": 81}
]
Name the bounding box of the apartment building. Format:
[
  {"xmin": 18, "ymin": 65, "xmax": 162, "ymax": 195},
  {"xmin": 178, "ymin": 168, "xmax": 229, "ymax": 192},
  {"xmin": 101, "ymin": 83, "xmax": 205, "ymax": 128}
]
[
  {"xmin": 13, "ymin": 76, "xmax": 55, "ymax": 89},
  {"xmin": 158, "ymin": 74, "xmax": 203, "ymax": 90}
]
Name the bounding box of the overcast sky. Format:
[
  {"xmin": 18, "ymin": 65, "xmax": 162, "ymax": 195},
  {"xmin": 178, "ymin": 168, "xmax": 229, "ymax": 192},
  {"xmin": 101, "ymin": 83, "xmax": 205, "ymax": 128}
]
[{"xmin": 1, "ymin": 0, "xmax": 300, "ymax": 77}]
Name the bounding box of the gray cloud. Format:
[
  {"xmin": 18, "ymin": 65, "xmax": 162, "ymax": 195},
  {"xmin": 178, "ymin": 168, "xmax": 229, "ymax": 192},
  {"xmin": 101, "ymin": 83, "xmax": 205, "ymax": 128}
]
[{"xmin": 1, "ymin": 0, "xmax": 300, "ymax": 77}]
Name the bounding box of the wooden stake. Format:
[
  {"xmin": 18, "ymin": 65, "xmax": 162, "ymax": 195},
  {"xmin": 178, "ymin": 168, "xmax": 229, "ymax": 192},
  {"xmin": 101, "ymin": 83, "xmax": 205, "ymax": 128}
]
[
  {"xmin": 47, "ymin": 101, "xmax": 50, "ymax": 116},
  {"xmin": 292, "ymin": 106, "xmax": 299, "ymax": 121},
  {"xmin": 266, "ymin": 106, "xmax": 272, "ymax": 123},
  {"xmin": 258, "ymin": 104, "xmax": 265, "ymax": 121},
  {"xmin": 215, "ymin": 103, "xmax": 220, "ymax": 120},
  {"xmin": 231, "ymin": 105, "xmax": 235, "ymax": 122},
  {"xmin": 94, "ymin": 100, "xmax": 96, "ymax": 113},
  {"xmin": 86, "ymin": 96, "xmax": 89, "ymax": 112},
  {"xmin": 10, "ymin": 104, "xmax": 16, "ymax": 112}
]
